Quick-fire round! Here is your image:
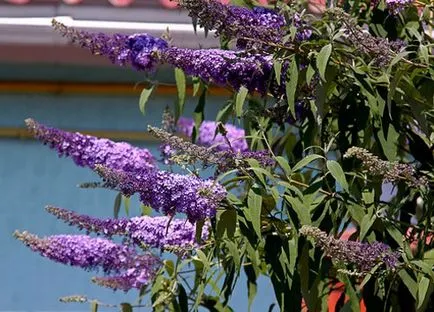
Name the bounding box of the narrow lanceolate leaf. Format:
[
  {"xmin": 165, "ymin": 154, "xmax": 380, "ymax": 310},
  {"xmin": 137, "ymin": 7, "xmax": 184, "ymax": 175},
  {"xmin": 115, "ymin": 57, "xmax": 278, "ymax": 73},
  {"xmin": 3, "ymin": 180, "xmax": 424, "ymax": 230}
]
[
  {"xmin": 139, "ymin": 85, "xmax": 155, "ymax": 115},
  {"xmin": 175, "ymin": 68, "xmax": 186, "ymax": 119},
  {"xmin": 247, "ymin": 189, "xmax": 263, "ymax": 238},
  {"xmin": 316, "ymin": 44, "xmax": 332, "ymax": 81},
  {"xmin": 285, "ymin": 56, "xmax": 298, "ymax": 118},
  {"xmin": 235, "ymin": 86, "xmax": 249, "ymax": 118},
  {"xmin": 326, "ymin": 160, "xmax": 349, "ymax": 192},
  {"xmin": 274, "ymin": 60, "xmax": 282, "ymax": 86},
  {"xmin": 292, "ymin": 154, "xmax": 324, "ymax": 172}
]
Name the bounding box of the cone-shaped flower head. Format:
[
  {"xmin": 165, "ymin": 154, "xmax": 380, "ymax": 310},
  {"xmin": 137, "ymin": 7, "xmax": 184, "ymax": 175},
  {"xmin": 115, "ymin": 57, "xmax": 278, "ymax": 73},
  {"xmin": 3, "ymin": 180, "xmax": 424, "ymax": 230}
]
[
  {"xmin": 95, "ymin": 166, "xmax": 226, "ymax": 222},
  {"xmin": 46, "ymin": 206, "xmax": 209, "ymax": 249},
  {"xmin": 25, "ymin": 119, "xmax": 156, "ymax": 172},
  {"xmin": 300, "ymin": 225, "xmax": 400, "ymax": 273},
  {"xmin": 14, "ymin": 231, "xmax": 160, "ymax": 290}
]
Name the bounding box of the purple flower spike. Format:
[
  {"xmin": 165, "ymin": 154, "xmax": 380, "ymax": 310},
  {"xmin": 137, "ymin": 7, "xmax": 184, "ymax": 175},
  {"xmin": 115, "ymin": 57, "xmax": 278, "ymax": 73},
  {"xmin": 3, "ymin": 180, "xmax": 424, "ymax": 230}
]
[
  {"xmin": 177, "ymin": 117, "xmax": 248, "ymax": 152},
  {"xmin": 14, "ymin": 231, "xmax": 160, "ymax": 277},
  {"xmin": 52, "ymin": 20, "xmax": 168, "ymax": 71},
  {"xmin": 46, "ymin": 206, "xmax": 209, "ymax": 249},
  {"xmin": 162, "ymin": 48, "xmax": 273, "ymax": 94},
  {"xmin": 300, "ymin": 226, "xmax": 400, "ymax": 273},
  {"xmin": 25, "ymin": 119, "xmax": 156, "ymax": 172},
  {"xmin": 178, "ymin": 0, "xmax": 285, "ymax": 49},
  {"xmin": 95, "ymin": 166, "xmax": 226, "ymax": 222},
  {"xmin": 385, "ymin": 0, "xmax": 414, "ymax": 14}
]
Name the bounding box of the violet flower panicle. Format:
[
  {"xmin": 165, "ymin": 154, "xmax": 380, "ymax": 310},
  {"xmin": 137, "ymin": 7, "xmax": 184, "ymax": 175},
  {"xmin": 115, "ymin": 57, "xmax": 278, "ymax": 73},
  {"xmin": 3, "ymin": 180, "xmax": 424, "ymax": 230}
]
[
  {"xmin": 45, "ymin": 206, "xmax": 209, "ymax": 249},
  {"xmin": 25, "ymin": 118, "xmax": 156, "ymax": 172},
  {"xmin": 300, "ymin": 225, "xmax": 400, "ymax": 273},
  {"xmin": 95, "ymin": 165, "xmax": 226, "ymax": 223},
  {"xmin": 14, "ymin": 231, "xmax": 160, "ymax": 291}
]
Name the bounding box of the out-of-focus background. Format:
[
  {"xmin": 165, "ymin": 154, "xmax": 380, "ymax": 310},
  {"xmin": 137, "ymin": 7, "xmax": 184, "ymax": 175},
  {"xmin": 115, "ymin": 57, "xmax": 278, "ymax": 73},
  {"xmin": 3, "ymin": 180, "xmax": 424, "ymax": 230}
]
[{"xmin": 0, "ymin": 0, "xmax": 282, "ymax": 310}]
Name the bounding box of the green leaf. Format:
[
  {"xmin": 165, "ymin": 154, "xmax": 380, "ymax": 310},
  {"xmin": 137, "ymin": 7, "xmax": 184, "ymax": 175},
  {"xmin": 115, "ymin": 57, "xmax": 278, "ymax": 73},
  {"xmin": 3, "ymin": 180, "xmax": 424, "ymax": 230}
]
[
  {"xmin": 226, "ymin": 240, "xmax": 241, "ymax": 269},
  {"xmin": 113, "ymin": 192, "xmax": 122, "ymax": 219},
  {"xmin": 326, "ymin": 160, "xmax": 349, "ymax": 192},
  {"xmin": 174, "ymin": 68, "xmax": 186, "ymax": 119},
  {"xmin": 292, "ymin": 154, "xmax": 324, "ymax": 172},
  {"xmin": 178, "ymin": 284, "xmax": 189, "ymax": 312},
  {"xmin": 285, "ymin": 195, "xmax": 311, "ymax": 225},
  {"xmin": 141, "ymin": 205, "xmax": 153, "ymax": 216},
  {"xmin": 90, "ymin": 300, "xmax": 98, "ymax": 312},
  {"xmin": 285, "ymin": 56, "xmax": 298, "ymax": 118},
  {"xmin": 139, "ymin": 85, "xmax": 155, "ymax": 115},
  {"xmin": 275, "ymin": 156, "xmax": 292, "ymax": 177},
  {"xmin": 247, "ymin": 189, "xmax": 263, "ymax": 238},
  {"xmin": 122, "ymin": 195, "xmax": 130, "ymax": 216},
  {"xmin": 120, "ymin": 303, "xmax": 133, "ymax": 312},
  {"xmin": 316, "ymin": 44, "xmax": 332, "ymax": 82},
  {"xmin": 306, "ymin": 64, "xmax": 315, "ymax": 85},
  {"xmin": 245, "ymin": 265, "xmax": 257, "ymax": 312},
  {"xmin": 195, "ymin": 219, "xmax": 204, "ymax": 244},
  {"xmin": 399, "ymin": 269, "xmax": 417, "ymax": 299},
  {"xmin": 274, "ymin": 60, "xmax": 282, "ymax": 85},
  {"xmin": 417, "ymin": 276, "xmax": 431, "ymax": 311},
  {"xmin": 216, "ymin": 209, "xmax": 237, "ymax": 239},
  {"xmin": 235, "ymin": 86, "xmax": 249, "ymax": 118},
  {"xmin": 192, "ymin": 76, "xmax": 201, "ymax": 96}
]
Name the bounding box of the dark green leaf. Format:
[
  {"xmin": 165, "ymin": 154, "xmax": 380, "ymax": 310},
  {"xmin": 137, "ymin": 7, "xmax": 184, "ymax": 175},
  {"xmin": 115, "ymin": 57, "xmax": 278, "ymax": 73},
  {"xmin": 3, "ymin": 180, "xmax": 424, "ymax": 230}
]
[
  {"xmin": 326, "ymin": 160, "xmax": 349, "ymax": 192},
  {"xmin": 178, "ymin": 284, "xmax": 189, "ymax": 312},
  {"xmin": 216, "ymin": 209, "xmax": 237, "ymax": 239},
  {"xmin": 274, "ymin": 60, "xmax": 282, "ymax": 86}
]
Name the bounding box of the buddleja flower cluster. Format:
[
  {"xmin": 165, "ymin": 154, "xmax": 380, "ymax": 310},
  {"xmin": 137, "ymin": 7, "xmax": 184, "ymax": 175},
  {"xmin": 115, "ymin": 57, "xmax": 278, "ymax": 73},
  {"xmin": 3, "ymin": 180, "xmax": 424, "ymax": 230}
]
[
  {"xmin": 51, "ymin": 0, "xmax": 315, "ymax": 96},
  {"xmin": 344, "ymin": 147, "xmax": 428, "ymax": 187},
  {"xmin": 14, "ymin": 231, "xmax": 161, "ymax": 291},
  {"xmin": 300, "ymin": 225, "xmax": 400, "ymax": 273}
]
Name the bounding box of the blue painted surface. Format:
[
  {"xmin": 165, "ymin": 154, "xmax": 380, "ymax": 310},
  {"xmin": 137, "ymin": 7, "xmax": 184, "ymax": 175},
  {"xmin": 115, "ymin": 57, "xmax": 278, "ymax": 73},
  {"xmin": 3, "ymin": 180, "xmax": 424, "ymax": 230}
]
[{"xmin": 0, "ymin": 91, "xmax": 275, "ymax": 311}]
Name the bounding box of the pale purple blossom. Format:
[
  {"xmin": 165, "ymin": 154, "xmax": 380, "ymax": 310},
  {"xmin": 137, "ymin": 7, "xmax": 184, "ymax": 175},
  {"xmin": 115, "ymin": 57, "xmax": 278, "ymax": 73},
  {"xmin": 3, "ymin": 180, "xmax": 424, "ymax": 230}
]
[{"xmin": 177, "ymin": 117, "xmax": 248, "ymax": 152}]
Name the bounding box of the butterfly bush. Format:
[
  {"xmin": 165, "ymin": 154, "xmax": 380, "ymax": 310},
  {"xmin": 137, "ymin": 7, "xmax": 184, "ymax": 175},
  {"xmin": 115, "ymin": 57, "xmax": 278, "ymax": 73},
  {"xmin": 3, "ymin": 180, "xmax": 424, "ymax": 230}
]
[
  {"xmin": 46, "ymin": 206, "xmax": 209, "ymax": 249},
  {"xmin": 95, "ymin": 165, "xmax": 226, "ymax": 222},
  {"xmin": 14, "ymin": 231, "xmax": 160, "ymax": 291},
  {"xmin": 26, "ymin": 119, "xmax": 156, "ymax": 172}
]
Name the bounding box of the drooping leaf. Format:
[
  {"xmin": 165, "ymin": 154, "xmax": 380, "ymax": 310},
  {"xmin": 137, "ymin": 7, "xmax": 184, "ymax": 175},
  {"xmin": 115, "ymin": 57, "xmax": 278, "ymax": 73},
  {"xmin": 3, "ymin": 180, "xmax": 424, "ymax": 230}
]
[
  {"xmin": 326, "ymin": 160, "xmax": 349, "ymax": 192},
  {"xmin": 285, "ymin": 56, "xmax": 298, "ymax": 118},
  {"xmin": 235, "ymin": 86, "xmax": 249, "ymax": 118},
  {"xmin": 175, "ymin": 68, "xmax": 186, "ymax": 119},
  {"xmin": 139, "ymin": 85, "xmax": 155, "ymax": 115}
]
